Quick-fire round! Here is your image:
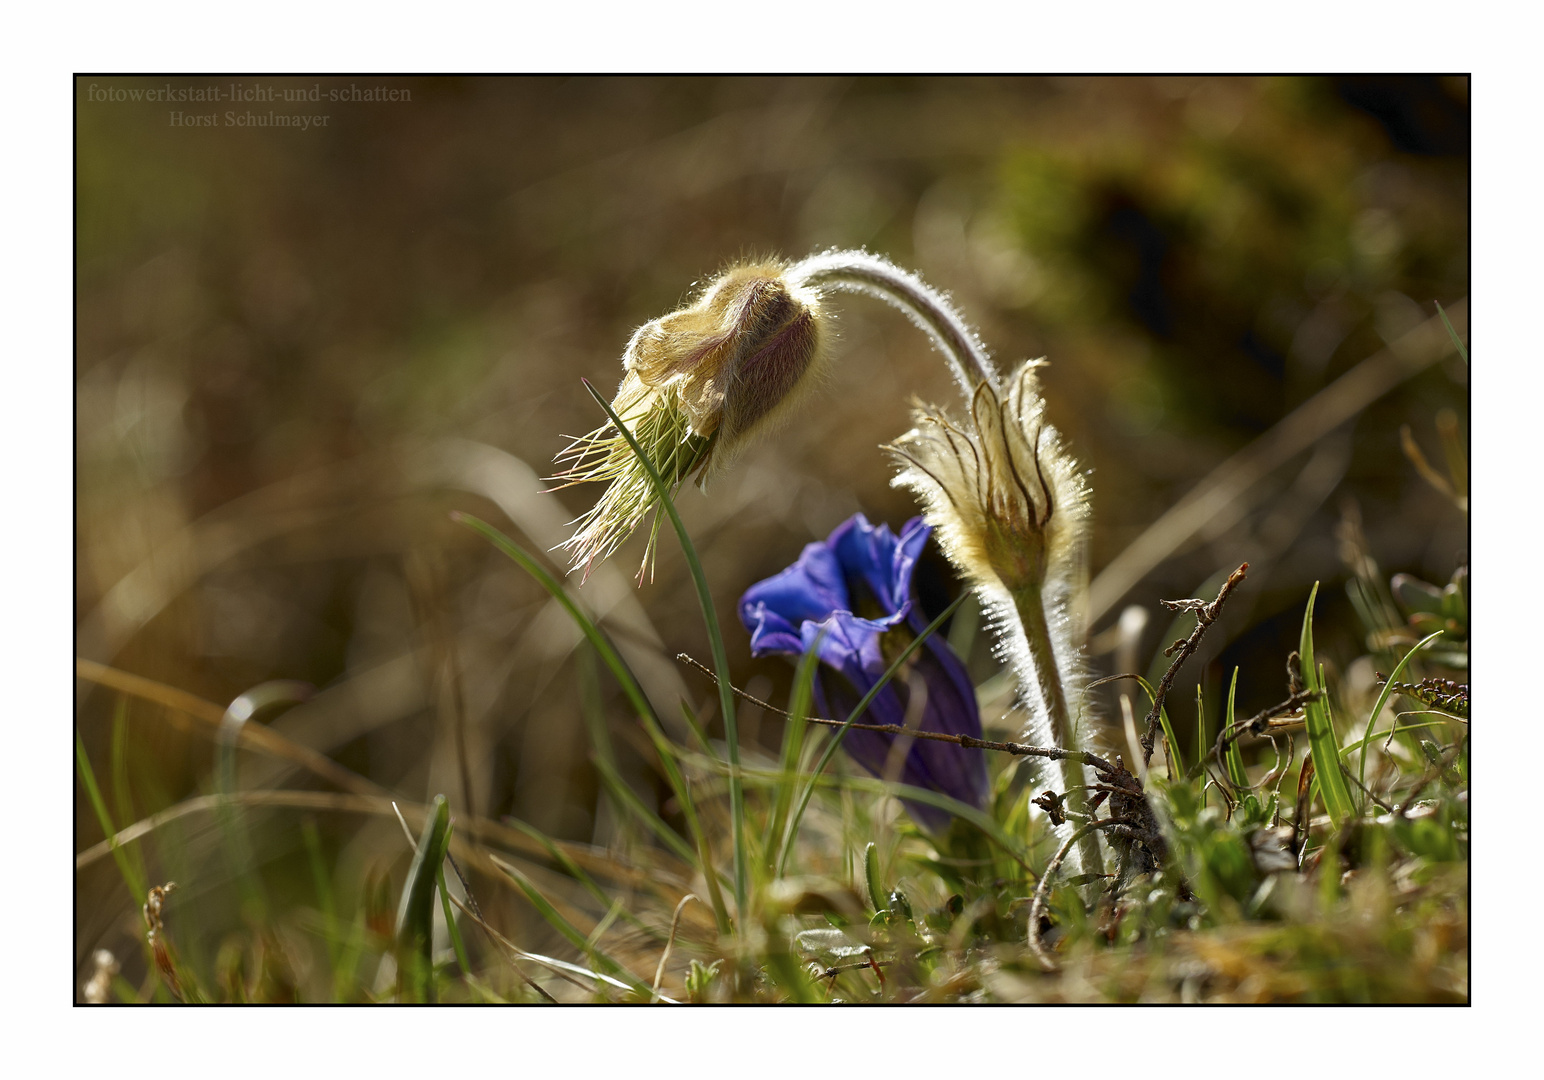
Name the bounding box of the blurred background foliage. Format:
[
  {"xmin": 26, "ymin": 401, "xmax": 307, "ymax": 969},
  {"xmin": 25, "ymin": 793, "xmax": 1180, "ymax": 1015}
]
[{"xmin": 75, "ymin": 76, "xmax": 1467, "ymax": 996}]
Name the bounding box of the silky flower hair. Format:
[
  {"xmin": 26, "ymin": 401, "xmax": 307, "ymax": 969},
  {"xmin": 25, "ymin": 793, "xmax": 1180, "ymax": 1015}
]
[
  {"xmin": 555, "ymin": 248, "xmax": 999, "ymax": 583},
  {"xmin": 889, "ymin": 360, "xmax": 1091, "ymax": 701},
  {"xmin": 554, "ymin": 261, "xmax": 826, "ymax": 580},
  {"xmin": 889, "ymin": 360, "xmax": 1100, "ymax": 872}
]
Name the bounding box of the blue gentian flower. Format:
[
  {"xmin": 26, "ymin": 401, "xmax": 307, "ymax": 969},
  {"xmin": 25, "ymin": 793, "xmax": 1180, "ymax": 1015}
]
[{"xmin": 739, "ymin": 513, "xmax": 988, "ymax": 831}]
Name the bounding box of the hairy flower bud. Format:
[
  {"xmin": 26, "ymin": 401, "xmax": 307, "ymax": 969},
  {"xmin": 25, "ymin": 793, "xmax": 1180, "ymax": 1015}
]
[
  {"xmin": 555, "ymin": 261, "xmax": 825, "ymax": 579},
  {"xmin": 888, "ymin": 360, "xmax": 1089, "ymax": 604},
  {"xmin": 889, "ymin": 360, "xmax": 1099, "ymax": 872},
  {"xmin": 626, "ymin": 263, "xmax": 825, "ymax": 450}
]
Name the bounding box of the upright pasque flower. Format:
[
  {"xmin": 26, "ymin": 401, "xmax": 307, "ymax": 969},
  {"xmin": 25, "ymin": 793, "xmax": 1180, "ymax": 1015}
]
[
  {"xmin": 888, "ymin": 360, "xmax": 1090, "ymax": 679},
  {"xmin": 554, "ymin": 261, "xmax": 826, "ymax": 580},
  {"xmin": 739, "ymin": 513, "xmax": 988, "ymax": 832},
  {"xmin": 889, "ymin": 360, "xmax": 1100, "ymax": 871}
]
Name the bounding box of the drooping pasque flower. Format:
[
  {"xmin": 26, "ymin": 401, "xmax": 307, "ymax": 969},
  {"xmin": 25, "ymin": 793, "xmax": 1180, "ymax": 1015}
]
[
  {"xmin": 739, "ymin": 513, "xmax": 987, "ymax": 832},
  {"xmin": 554, "ymin": 261, "xmax": 826, "ymax": 580}
]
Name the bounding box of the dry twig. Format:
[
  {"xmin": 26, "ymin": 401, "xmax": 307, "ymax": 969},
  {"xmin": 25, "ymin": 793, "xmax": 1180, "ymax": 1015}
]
[
  {"xmin": 1140, "ymin": 564, "xmax": 1248, "ymax": 768},
  {"xmin": 1026, "ymin": 818, "xmax": 1140, "ymax": 971},
  {"xmin": 677, "ymin": 653, "xmax": 1119, "ymax": 774}
]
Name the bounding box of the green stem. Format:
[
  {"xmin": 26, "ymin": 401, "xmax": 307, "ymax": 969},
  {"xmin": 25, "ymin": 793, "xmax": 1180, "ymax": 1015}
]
[
  {"xmin": 581, "ymin": 380, "xmax": 747, "ymax": 925},
  {"xmin": 1010, "ymin": 585, "xmax": 1104, "ymax": 878}
]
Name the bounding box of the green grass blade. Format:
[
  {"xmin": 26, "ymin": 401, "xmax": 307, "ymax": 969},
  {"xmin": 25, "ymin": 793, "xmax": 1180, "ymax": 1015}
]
[
  {"xmin": 864, "ymin": 842, "xmax": 884, "ymax": 912},
  {"xmin": 436, "ymin": 862, "xmax": 472, "ymax": 978},
  {"xmin": 1300, "ymin": 583, "xmax": 1355, "ymax": 825},
  {"xmin": 762, "ymin": 644, "xmax": 819, "ymax": 867},
  {"xmin": 1128, "ymin": 673, "xmax": 1183, "ymax": 779},
  {"xmin": 677, "ymin": 699, "xmax": 713, "ymax": 756},
  {"xmin": 216, "ymin": 682, "xmax": 308, "ymax": 924},
  {"xmin": 630, "ymin": 733, "xmax": 733, "ymax": 937},
  {"xmin": 1224, "ymin": 667, "xmax": 1248, "ymax": 789},
  {"xmin": 454, "ymin": 511, "xmax": 731, "ymax": 933},
  {"xmin": 580, "ymin": 378, "xmax": 748, "ymax": 923},
  {"xmin": 108, "ymin": 697, "xmax": 149, "ymax": 901},
  {"xmin": 777, "ymin": 594, "xmax": 967, "ymax": 876},
  {"xmin": 1435, "ymin": 301, "xmax": 1467, "ymax": 365},
  {"xmin": 1194, "ymin": 684, "xmax": 1207, "ymax": 799},
  {"xmin": 575, "ymin": 642, "xmax": 625, "ymax": 834},
  {"xmin": 300, "ymin": 818, "xmax": 341, "ymax": 985},
  {"xmin": 588, "ymin": 742, "xmax": 733, "ymax": 937},
  {"xmin": 496, "ymin": 859, "xmax": 655, "ymax": 999},
  {"xmin": 75, "ymin": 727, "xmax": 147, "ymax": 905},
  {"xmin": 394, "ymin": 794, "xmax": 452, "ymax": 1001},
  {"xmin": 1157, "ymin": 708, "xmax": 1184, "ymax": 779},
  {"xmin": 1358, "ymin": 630, "xmax": 1444, "ymax": 789},
  {"xmin": 590, "ymin": 755, "xmax": 700, "ymax": 866},
  {"xmin": 503, "ymin": 817, "xmax": 661, "ymax": 940},
  {"xmin": 109, "ymin": 699, "xmax": 137, "ymax": 845},
  {"xmin": 336, "ymin": 906, "xmax": 368, "ymax": 1002},
  {"xmin": 1340, "ymin": 719, "xmax": 1449, "ymax": 758},
  {"xmin": 452, "ymin": 513, "xmax": 660, "ymax": 732},
  {"xmin": 802, "ymin": 770, "xmax": 1035, "ymax": 870}
]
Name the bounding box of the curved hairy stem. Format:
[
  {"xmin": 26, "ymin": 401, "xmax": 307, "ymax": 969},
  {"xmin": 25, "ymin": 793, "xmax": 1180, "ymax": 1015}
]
[{"xmin": 787, "ymin": 249, "xmax": 998, "ymax": 400}]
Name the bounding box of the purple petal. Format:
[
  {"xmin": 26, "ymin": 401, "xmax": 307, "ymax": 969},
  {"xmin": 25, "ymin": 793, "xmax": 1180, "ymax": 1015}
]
[
  {"xmin": 739, "ymin": 512, "xmax": 988, "ymax": 831},
  {"xmin": 828, "ymin": 514, "xmax": 930, "ymax": 617},
  {"xmin": 734, "ymin": 537, "xmax": 846, "ymax": 642}
]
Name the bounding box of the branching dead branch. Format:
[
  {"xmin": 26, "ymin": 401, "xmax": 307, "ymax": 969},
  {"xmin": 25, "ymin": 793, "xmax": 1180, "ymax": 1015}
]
[
  {"xmin": 1140, "ymin": 563, "xmax": 1249, "ymax": 768},
  {"xmin": 1027, "ymin": 817, "xmax": 1139, "ymax": 972},
  {"xmin": 678, "ymin": 653, "xmax": 1120, "ymax": 774}
]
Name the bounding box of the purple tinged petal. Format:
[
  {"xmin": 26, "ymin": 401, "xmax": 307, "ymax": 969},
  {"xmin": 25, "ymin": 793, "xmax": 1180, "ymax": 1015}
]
[
  {"xmin": 828, "ymin": 513, "xmax": 929, "ymax": 618},
  {"xmin": 739, "ymin": 540, "xmax": 849, "ymax": 646},
  {"xmin": 739, "ymin": 512, "xmax": 989, "ymax": 831},
  {"xmin": 740, "ymin": 603, "xmax": 805, "ymax": 657}
]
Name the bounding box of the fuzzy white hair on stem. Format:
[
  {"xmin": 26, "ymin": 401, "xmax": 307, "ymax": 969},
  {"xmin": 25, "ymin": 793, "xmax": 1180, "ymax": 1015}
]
[{"xmin": 889, "ymin": 359, "xmax": 1101, "ymax": 873}]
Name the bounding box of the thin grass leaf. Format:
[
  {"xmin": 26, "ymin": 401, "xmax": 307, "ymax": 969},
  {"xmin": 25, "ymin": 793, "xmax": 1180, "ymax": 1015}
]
[
  {"xmin": 864, "ymin": 842, "xmax": 884, "ymax": 912},
  {"xmin": 585, "ymin": 896, "xmax": 628, "ymax": 950},
  {"xmin": 76, "ymin": 728, "xmax": 147, "ymax": 905},
  {"xmin": 575, "ymin": 642, "xmax": 626, "ymax": 839},
  {"xmin": 1359, "ymin": 630, "xmax": 1444, "ymax": 789},
  {"xmin": 628, "ymin": 718, "xmax": 732, "ymax": 936},
  {"xmin": 452, "ymin": 513, "xmax": 659, "ymax": 731},
  {"xmin": 1129, "ymin": 674, "xmax": 1179, "ymax": 777},
  {"xmin": 216, "ymin": 682, "xmax": 308, "ymax": 924},
  {"xmin": 109, "ymin": 697, "xmax": 149, "ymax": 901},
  {"xmin": 394, "ymin": 793, "xmax": 452, "ymax": 1001},
  {"xmin": 762, "ymin": 644, "xmax": 819, "ymax": 868},
  {"xmin": 336, "ymin": 909, "xmax": 368, "ymax": 1003},
  {"xmin": 1300, "ymin": 583, "xmax": 1355, "ymax": 825},
  {"xmin": 109, "ymin": 699, "xmax": 136, "ymax": 849},
  {"xmin": 504, "ymin": 817, "xmax": 661, "ymax": 941},
  {"xmin": 776, "ymin": 593, "xmax": 967, "ymax": 877},
  {"xmin": 436, "ymin": 863, "xmax": 472, "ymax": 977},
  {"xmin": 495, "ymin": 858, "xmax": 655, "ymax": 1000},
  {"xmin": 300, "ymin": 818, "xmax": 341, "ymax": 984},
  {"xmin": 1340, "ymin": 719, "xmax": 1449, "ymax": 758},
  {"xmin": 590, "ymin": 756, "xmax": 699, "ymax": 866},
  {"xmin": 677, "ymin": 700, "xmax": 713, "ymax": 756},
  {"xmin": 1435, "ymin": 301, "xmax": 1467, "ymax": 365},
  {"xmin": 802, "ymin": 771, "xmax": 1035, "ymax": 872},
  {"xmin": 1224, "ymin": 667, "xmax": 1248, "ymax": 789},
  {"xmin": 1138, "ymin": 675, "xmax": 1184, "ymax": 780},
  {"xmin": 1194, "ymin": 684, "xmax": 1207, "ymax": 800},
  {"xmin": 585, "ymin": 745, "xmax": 732, "ymax": 934},
  {"xmin": 454, "ymin": 511, "xmax": 731, "ymax": 934},
  {"xmin": 580, "ymin": 378, "xmax": 748, "ymax": 922}
]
